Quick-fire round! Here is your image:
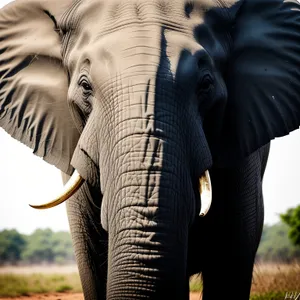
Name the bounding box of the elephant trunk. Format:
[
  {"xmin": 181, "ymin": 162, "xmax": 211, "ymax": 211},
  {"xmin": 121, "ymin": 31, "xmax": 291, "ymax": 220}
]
[
  {"xmin": 105, "ymin": 132, "xmax": 194, "ymax": 299},
  {"xmin": 73, "ymin": 121, "xmax": 197, "ymax": 298}
]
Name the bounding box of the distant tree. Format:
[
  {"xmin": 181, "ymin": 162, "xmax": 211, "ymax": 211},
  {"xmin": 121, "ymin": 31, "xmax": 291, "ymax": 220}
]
[
  {"xmin": 21, "ymin": 229, "xmax": 75, "ymax": 264},
  {"xmin": 281, "ymin": 205, "xmax": 300, "ymax": 247},
  {"xmin": 52, "ymin": 231, "xmax": 75, "ymax": 264},
  {"xmin": 0, "ymin": 228, "xmax": 75, "ymax": 265},
  {"xmin": 0, "ymin": 229, "xmax": 27, "ymax": 265},
  {"xmin": 21, "ymin": 228, "xmax": 55, "ymax": 263},
  {"xmin": 256, "ymin": 222, "xmax": 300, "ymax": 263}
]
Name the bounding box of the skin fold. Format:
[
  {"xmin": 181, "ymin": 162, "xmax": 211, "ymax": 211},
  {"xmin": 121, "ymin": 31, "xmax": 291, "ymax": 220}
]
[{"xmin": 1, "ymin": 0, "xmax": 300, "ymax": 299}]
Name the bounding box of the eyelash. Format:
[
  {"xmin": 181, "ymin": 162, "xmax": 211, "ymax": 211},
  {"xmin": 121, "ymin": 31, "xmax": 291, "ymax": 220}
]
[{"xmin": 78, "ymin": 77, "xmax": 93, "ymax": 96}]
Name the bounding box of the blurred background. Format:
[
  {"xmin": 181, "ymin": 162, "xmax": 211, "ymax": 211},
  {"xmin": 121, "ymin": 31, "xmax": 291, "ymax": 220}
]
[{"xmin": 0, "ymin": 0, "xmax": 299, "ymax": 298}]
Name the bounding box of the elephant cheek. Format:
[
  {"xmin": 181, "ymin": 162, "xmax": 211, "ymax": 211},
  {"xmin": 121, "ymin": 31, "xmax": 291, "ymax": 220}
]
[
  {"xmin": 71, "ymin": 145, "xmax": 100, "ymax": 190},
  {"xmin": 71, "ymin": 115, "xmax": 101, "ymax": 188}
]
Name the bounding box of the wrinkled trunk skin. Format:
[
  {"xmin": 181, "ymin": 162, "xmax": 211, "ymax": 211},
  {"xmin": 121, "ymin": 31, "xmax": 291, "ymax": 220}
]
[
  {"xmin": 101, "ymin": 107, "xmax": 201, "ymax": 299},
  {"xmin": 105, "ymin": 135, "xmax": 192, "ymax": 299},
  {"xmin": 71, "ymin": 28, "xmax": 212, "ymax": 299}
]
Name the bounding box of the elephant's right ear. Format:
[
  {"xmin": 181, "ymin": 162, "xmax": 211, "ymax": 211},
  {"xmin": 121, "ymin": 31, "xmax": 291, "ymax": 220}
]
[
  {"xmin": 214, "ymin": 0, "xmax": 300, "ymax": 166},
  {"xmin": 0, "ymin": 0, "xmax": 79, "ymax": 175}
]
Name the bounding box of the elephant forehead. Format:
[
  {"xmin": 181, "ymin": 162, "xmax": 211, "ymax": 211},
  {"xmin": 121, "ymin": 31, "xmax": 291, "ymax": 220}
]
[
  {"xmin": 60, "ymin": 0, "xmax": 228, "ymax": 45},
  {"xmin": 60, "ymin": 0, "xmax": 241, "ymax": 39},
  {"xmin": 66, "ymin": 23, "xmax": 204, "ymax": 90},
  {"xmin": 61, "ymin": 0, "xmax": 240, "ymax": 78},
  {"xmin": 71, "ymin": 0, "xmax": 204, "ymax": 25},
  {"xmin": 61, "ymin": 0, "xmax": 229, "ymax": 66}
]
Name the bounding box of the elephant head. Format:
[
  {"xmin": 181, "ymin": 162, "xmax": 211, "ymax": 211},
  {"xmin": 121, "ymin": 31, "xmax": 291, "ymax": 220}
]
[{"xmin": 1, "ymin": 0, "xmax": 300, "ymax": 298}]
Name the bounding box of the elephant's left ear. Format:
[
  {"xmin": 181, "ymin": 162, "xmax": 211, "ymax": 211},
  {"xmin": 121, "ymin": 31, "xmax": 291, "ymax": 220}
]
[
  {"xmin": 216, "ymin": 0, "xmax": 300, "ymax": 165},
  {"xmin": 0, "ymin": 0, "xmax": 79, "ymax": 175}
]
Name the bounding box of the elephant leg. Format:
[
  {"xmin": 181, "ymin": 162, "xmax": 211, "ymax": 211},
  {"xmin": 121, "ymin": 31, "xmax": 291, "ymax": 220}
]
[
  {"xmin": 188, "ymin": 144, "xmax": 270, "ymax": 300},
  {"xmin": 62, "ymin": 174, "xmax": 108, "ymax": 300}
]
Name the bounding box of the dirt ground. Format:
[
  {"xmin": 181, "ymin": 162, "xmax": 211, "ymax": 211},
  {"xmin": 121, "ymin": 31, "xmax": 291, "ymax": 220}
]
[{"xmin": 0, "ymin": 292, "xmax": 202, "ymax": 300}]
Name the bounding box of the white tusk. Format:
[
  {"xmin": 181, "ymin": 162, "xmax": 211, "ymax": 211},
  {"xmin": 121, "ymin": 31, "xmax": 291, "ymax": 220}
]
[
  {"xmin": 199, "ymin": 170, "xmax": 212, "ymax": 217},
  {"xmin": 29, "ymin": 170, "xmax": 84, "ymax": 210}
]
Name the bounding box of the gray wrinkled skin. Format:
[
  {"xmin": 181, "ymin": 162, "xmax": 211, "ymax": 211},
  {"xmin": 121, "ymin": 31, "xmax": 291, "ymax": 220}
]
[{"xmin": 1, "ymin": 0, "xmax": 300, "ymax": 299}]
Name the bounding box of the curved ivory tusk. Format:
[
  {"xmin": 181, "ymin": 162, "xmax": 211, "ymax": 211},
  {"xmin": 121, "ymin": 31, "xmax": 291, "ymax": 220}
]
[
  {"xmin": 29, "ymin": 170, "xmax": 84, "ymax": 210},
  {"xmin": 199, "ymin": 170, "xmax": 212, "ymax": 217}
]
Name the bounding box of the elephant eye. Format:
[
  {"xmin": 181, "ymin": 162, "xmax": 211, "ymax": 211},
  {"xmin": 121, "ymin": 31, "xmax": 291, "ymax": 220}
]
[
  {"xmin": 78, "ymin": 77, "xmax": 93, "ymax": 96},
  {"xmin": 81, "ymin": 81, "xmax": 92, "ymax": 93},
  {"xmin": 198, "ymin": 74, "xmax": 213, "ymax": 93}
]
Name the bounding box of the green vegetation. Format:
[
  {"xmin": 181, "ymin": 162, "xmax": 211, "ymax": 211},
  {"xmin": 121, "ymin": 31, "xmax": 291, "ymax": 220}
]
[
  {"xmin": 189, "ymin": 275, "xmax": 203, "ymax": 292},
  {"xmin": 0, "ymin": 229, "xmax": 75, "ymax": 265},
  {"xmin": 0, "ymin": 273, "xmax": 82, "ymax": 297},
  {"xmin": 0, "ymin": 230, "xmax": 26, "ymax": 265},
  {"xmin": 256, "ymin": 222, "xmax": 300, "ymax": 263},
  {"xmin": 281, "ymin": 205, "xmax": 300, "ymax": 248}
]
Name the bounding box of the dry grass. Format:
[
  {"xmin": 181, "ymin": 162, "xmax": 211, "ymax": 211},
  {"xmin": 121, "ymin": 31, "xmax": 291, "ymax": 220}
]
[
  {"xmin": 251, "ymin": 262, "xmax": 300, "ymax": 294},
  {"xmin": 0, "ymin": 273, "xmax": 82, "ymax": 297},
  {"xmin": 0, "ymin": 263, "xmax": 299, "ymax": 298},
  {"xmin": 189, "ymin": 263, "xmax": 300, "ymax": 299}
]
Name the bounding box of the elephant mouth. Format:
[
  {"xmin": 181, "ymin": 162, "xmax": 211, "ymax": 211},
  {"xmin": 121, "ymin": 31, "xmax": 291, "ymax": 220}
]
[{"xmin": 28, "ymin": 169, "xmax": 212, "ymax": 216}]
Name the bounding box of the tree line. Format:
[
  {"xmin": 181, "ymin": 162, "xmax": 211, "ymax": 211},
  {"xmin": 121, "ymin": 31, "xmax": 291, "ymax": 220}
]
[
  {"xmin": 255, "ymin": 205, "xmax": 300, "ymax": 263},
  {"xmin": 0, "ymin": 228, "xmax": 75, "ymax": 265},
  {"xmin": 0, "ymin": 205, "xmax": 299, "ymax": 265},
  {"xmin": 256, "ymin": 222, "xmax": 300, "ymax": 263}
]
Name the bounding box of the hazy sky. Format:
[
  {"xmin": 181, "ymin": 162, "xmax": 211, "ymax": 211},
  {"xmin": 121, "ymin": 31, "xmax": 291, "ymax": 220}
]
[{"xmin": 0, "ymin": 0, "xmax": 300, "ymax": 234}]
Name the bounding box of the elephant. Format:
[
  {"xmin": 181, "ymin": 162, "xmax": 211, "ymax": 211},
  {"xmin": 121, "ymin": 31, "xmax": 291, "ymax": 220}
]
[{"xmin": 1, "ymin": 0, "xmax": 300, "ymax": 299}]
